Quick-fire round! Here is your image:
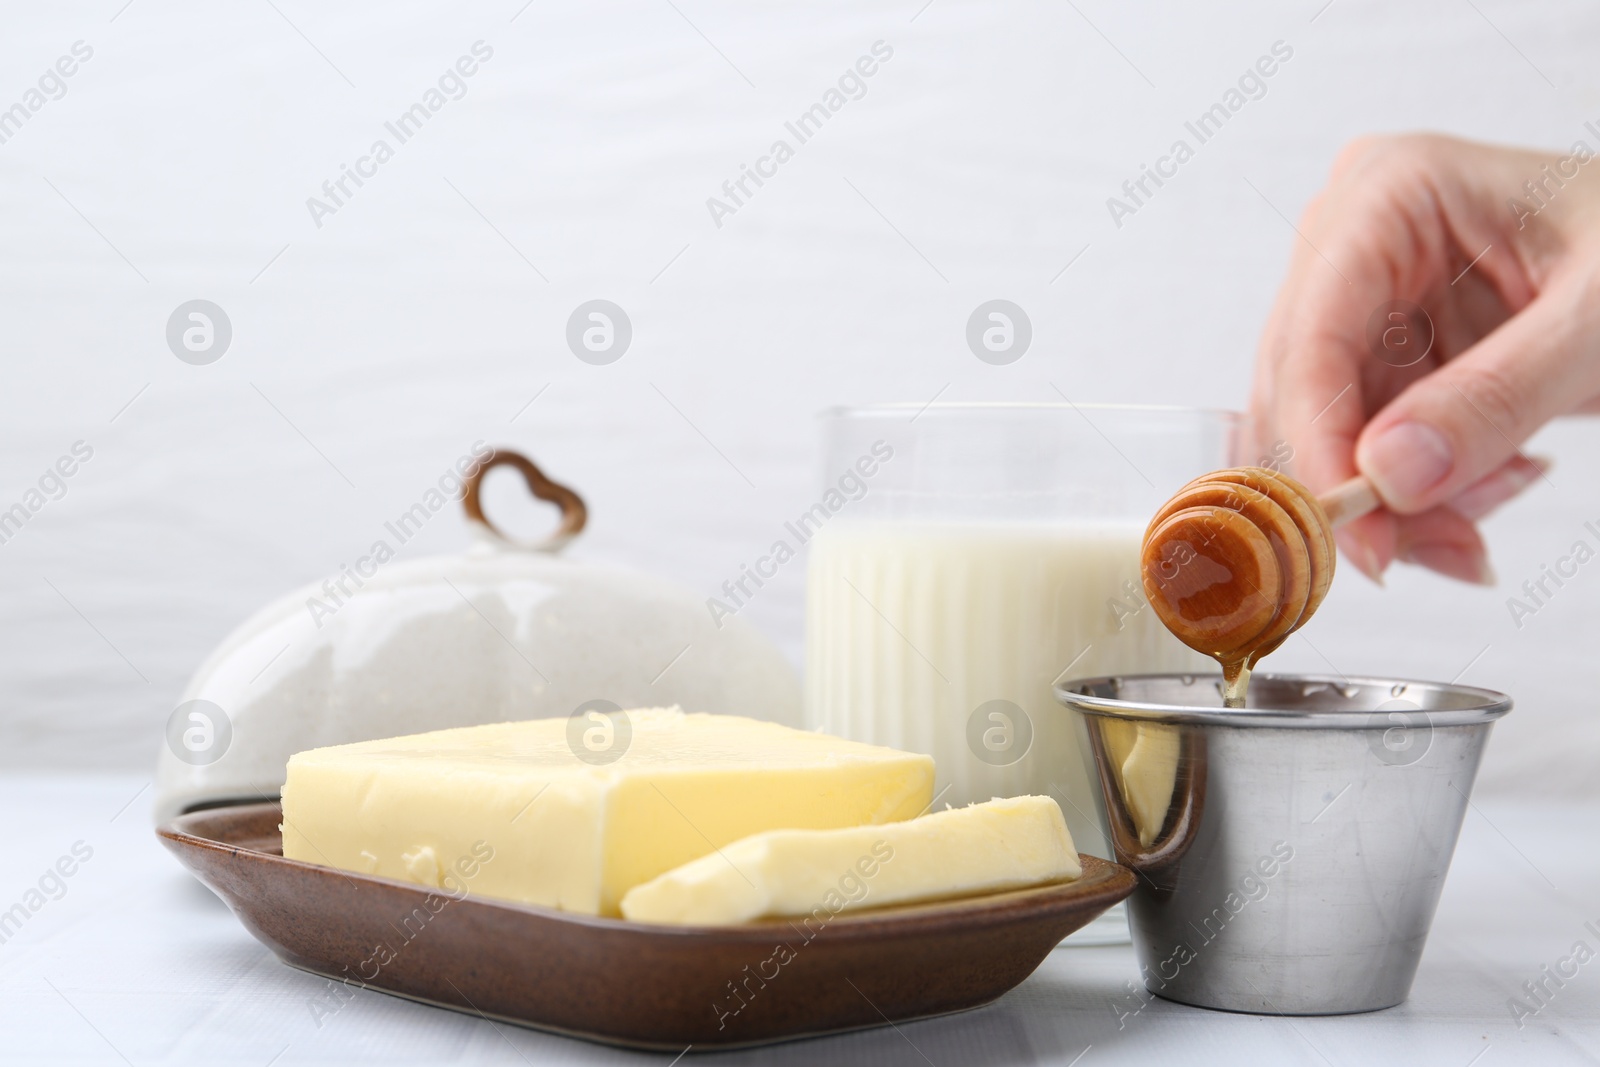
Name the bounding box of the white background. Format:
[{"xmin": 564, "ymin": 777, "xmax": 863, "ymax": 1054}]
[{"xmin": 3, "ymin": 0, "xmax": 1599, "ymax": 798}]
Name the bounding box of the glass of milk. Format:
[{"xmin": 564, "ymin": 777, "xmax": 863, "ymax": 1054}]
[{"xmin": 805, "ymin": 404, "xmax": 1244, "ymax": 864}]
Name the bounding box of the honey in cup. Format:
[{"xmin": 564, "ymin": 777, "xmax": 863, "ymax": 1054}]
[{"xmin": 1140, "ymin": 467, "xmax": 1377, "ymax": 706}]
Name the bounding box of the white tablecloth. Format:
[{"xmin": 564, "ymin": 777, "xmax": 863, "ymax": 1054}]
[{"xmin": 2, "ymin": 773, "xmax": 1594, "ymax": 1065}]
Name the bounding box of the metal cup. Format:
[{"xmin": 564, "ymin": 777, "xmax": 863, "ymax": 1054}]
[{"xmin": 1055, "ymin": 672, "xmax": 1511, "ymax": 1015}]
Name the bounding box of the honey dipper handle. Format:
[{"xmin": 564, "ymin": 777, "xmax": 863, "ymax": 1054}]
[{"xmin": 1317, "ymin": 475, "xmax": 1381, "ymax": 527}]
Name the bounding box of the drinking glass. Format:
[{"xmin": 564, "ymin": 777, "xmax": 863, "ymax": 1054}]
[{"xmin": 805, "ymin": 403, "xmax": 1244, "ymax": 864}]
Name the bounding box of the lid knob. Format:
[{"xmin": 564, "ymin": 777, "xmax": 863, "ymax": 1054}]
[{"xmin": 462, "ymin": 449, "xmax": 587, "ymax": 552}]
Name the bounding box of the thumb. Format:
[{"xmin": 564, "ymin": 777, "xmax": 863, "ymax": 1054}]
[{"xmin": 1355, "ymin": 278, "xmax": 1599, "ymax": 513}]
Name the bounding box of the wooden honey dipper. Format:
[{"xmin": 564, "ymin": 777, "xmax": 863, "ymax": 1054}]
[{"xmin": 1140, "ymin": 467, "xmax": 1380, "ymax": 707}]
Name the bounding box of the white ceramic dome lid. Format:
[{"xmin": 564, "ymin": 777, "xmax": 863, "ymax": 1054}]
[{"xmin": 153, "ymin": 449, "xmax": 801, "ymax": 823}]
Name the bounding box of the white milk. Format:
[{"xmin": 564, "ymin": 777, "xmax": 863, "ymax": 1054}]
[{"xmin": 805, "ymin": 520, "xmax": 1209, "ymax": 859}]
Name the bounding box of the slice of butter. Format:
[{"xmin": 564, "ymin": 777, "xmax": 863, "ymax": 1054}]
[
  {"xmin": 619, "ymin": 795, "xmax": 1080, "ymax": 926},
  {"xmin": 280, "ymin": 708, "xmax": 934, "ymax": 916}
]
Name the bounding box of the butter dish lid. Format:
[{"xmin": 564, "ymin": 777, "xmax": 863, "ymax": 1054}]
[{"xmin": 153, "ymin": 449, "xmax": 801, "ymax": 823}]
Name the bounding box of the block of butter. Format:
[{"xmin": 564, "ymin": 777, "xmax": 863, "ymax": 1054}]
[
  {"xmin": 619, "ymin": 795, "xmax": 1080, "ymax": 925},
  {"xmin": 280, "ymin": 708, "xmax": 934, "ymax": 916}
]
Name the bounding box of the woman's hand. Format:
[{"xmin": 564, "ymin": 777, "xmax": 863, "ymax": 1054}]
[{"xmin": 1251, "ymin": 133, "xmax": 1600, "ymax": 584}]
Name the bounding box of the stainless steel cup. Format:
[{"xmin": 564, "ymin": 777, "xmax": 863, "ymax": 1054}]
[{"xmin": 1054, "ymin": 672, "xmax": 1511, "ymax": 1015}]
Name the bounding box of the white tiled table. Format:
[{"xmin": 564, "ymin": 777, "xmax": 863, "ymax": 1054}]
[{"xmin": 2, "ymin": 773, "xmax": 1594, "ymax": 1066}]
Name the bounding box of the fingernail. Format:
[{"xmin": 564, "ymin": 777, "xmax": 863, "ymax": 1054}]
[
  {"xmin": 1398, "ymin": 543, "xmax": 1496, "ymax": 586},
  {"xmin": 1361, "ymin": 422, "xmax": 1454, "ymax": 508},
  {"xmin": 1341, "ymin": 537, "xmax": 1387, "ymax": 587}
]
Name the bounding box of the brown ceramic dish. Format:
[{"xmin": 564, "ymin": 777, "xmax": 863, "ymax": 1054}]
[{"xmin": 159, "ymin": 802, "xmax": 1136, "ymax": 1051}]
